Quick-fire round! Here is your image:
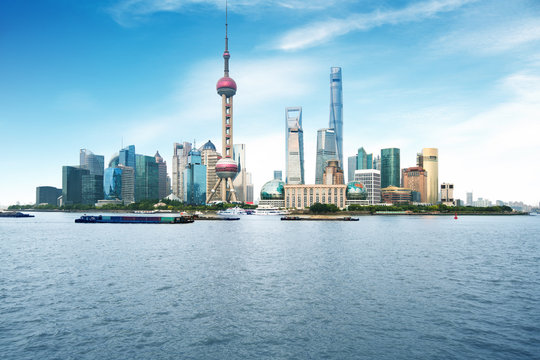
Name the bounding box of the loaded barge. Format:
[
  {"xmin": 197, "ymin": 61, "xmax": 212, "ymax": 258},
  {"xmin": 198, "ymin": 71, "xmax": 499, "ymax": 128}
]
[{"xmin": 75, "ymin": 215, "xmax": 194, "ymax": 224}]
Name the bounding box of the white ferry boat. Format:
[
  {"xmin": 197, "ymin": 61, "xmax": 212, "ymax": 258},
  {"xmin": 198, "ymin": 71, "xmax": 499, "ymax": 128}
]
[{"xmin": 217, "ymin": 207, "xmax": 248, "ymax": 216}]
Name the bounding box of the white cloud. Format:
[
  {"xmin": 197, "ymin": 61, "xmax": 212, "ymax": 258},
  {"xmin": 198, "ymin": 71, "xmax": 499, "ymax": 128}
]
[
  {"xmin": 109, "ymin": 0, "xmax": 352, "ymax": 26},
  {"xmin": 273, "ymin": 0, "xmax": 476, "ymax": 51},
  {"xmin": 434, "ymin": 18, "xmax": 540, "ymax": 54}
]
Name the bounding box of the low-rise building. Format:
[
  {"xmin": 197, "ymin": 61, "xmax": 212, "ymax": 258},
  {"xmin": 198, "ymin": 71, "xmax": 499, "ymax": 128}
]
[
  {"xmin": 284, "ymin": 184, "xmax": 347, "ymax": 209},
  {"xmin": 381, "ymin": 186, "xmax": 412, "ymax": 204}
]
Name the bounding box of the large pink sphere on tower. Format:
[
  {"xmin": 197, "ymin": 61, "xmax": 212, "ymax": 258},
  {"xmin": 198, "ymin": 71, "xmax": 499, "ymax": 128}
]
[
  {"xmin": 215, "ymin": 157, "xmax": 238, "ymax": 180},
  {"xmin": 217, "ymin": 76, "xmax": 237, "ymax": 97}
]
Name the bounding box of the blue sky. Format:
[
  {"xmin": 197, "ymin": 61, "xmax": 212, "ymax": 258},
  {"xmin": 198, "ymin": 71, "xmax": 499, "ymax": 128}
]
[{"xmin": 1, "ymin": 0, "xmax": 539, "ymax": 206}]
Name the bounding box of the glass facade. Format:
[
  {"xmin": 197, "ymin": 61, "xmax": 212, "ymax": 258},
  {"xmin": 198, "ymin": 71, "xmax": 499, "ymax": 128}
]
[
  {"xmin": 260, "ymin": 179, "xmax": 285, "ymax": 200},
  {"xmin": 315, "ymin": 128, "xmax": 337, "ymax": 184},
  {"xmin": 82, "ymin": 174, "xmax": 104, "ymax": 205},
  {"xmin": 62, "ymin": 166, "xmax": 89, "ymax": 205},
  {"xmin": 381, "ymin": 148, "xmax": 400, "ymax": 188},
  {"xmin": 357, "ymin": 147, "xmax": 367, "ymax": 170},
  {"xmin": 285, "ymin": 107, "xmax": 304, "ymax": 184},
  {"xmin": 183, "ymin": 150, "xmax": 207, "ymax": 205},
  {"xmin": 135, "ymin": 155, "xmax": 159, "ymax": 201},
  {"xmin": 347, "ymin": 155, "xmax": 357, "ymax": 183},
  {"xmin": 104, "ymin": 167, "xmax": 123, "ymax": 200},
  {"xmin": 273, "ymin": 170, "xmax": 282, "ymax": 181},
  {"xmin": 80, "ymin": 149, "xmax": 104, "ymax": 176},
  {"xmin": 329, "ymin": 67, "xmax": 343, "ymax": 167},
  {"xmin": 119, "ymin": 145, "xmax": 136, "ymax": 169},
  {"xmin": 36, "ymin": 186, "xmax": 61, "ymax": 205}
]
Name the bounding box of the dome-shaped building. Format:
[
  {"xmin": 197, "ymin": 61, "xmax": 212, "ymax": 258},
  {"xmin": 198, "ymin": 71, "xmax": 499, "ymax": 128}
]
[
  {"xmin": 199, "ymin": 140, "xmax": 217, "ymax": 152},
  {"xmin": 346, "ymin": 181, "xmax": 368, "ymax": 200},
  {"xmin": 260, "ymin": 179, "xmax": 285, "ymax": 200}
]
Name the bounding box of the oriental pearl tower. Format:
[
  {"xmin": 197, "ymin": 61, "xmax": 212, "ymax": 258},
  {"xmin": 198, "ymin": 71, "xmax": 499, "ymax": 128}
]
[{"xmin": 207, "ymin": 1, "xmax": 239, "ymax": 203}]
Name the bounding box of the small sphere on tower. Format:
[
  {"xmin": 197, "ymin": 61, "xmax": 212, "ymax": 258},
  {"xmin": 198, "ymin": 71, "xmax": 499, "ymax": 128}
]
[{"xmin": 215, "ymin": 157, "xmax": 238, "ymax": 180}]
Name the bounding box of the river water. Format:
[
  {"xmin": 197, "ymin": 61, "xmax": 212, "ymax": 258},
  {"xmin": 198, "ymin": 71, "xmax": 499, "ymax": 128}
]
[{"xmin": 1, "ymin": 213, "xmax": 539, "ymax": 359}]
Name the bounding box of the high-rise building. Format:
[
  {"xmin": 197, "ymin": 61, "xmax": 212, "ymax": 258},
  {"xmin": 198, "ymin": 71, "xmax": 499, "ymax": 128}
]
[
  {"xmin": 200, "ymin": 140, "xmax": 222, "ymax": 202},
  {"xmin": 36, "ymin": 186, "xmax": 62, "ymax": 206},
  {"xmin": 233, "ymin": 144, "xmax": 249, "ymax": 202},
  {"xmin": 155, "ymin": 151, "xmax": 168, "ymax": 200},
  {"xmin": 417, "ymin": 148, "xmax": 438, "ymax": 204},
  {"xmin": 402, "ymin": 167, "xmax": 427, "ymax": 203},
  {"xmin": 245, "ymin": 172, "xmax": 254, "ymax": 203},
  {"xmin": 329, "ymin": 67, "xmax": 343, "ymax": 167},
  {"xmin": 119, "ymin": 165, "xmax": 135, "ymax": 204},
  {"xmin": 119, "ymin": 145, "xmax": 136, "ymax": 169},
  {"xmin": 323, "ymin": 160, "xmax": 345, "ymax": 185},
  {"xmin": 104, "ymin": 167, "xmax": 122, "ymax": 200},
  {"xmin": 172, "ymin": 142, "xmax": 191, "ymax": 200},
  {"xmin": 82, "ymin": 173, "xmax": 103, "ymax": 205},
  {"xmin": 381, "ymin": 148, "xmax": 400, "ymax": 188},
  {"xmin": 80, "ymin": 149, "xmax": 104, "ymax": 176},
  {"xmin": 354, "ymin": 169, "xmax": 381, "ymax": 205},
  {"xmin": 315, "ymin": 128, "xmax": 336, "ymax": 184},
  {"xmin": 466, "ymin": 192, "xmax": 473, "ymax": 206},
  {"xmin": 285, "ymin": 107, "xmax": 305, "ymax": 185},
  {"xmin": 208, "ymin": 8, "xmax": 240, "ymax": 203},
  {"xmin": 373, "ymin": 155, "xmax": 381, "ymax": 170},
  {"xmin": 62, "ymin": 166, "xmax": 89, "ymax": 205},
  {"xmin": 183, "ymin": 149, "xmax": 207, "ymax": 205},
  {"xmin": 357, "ymin": 147, "xmax": 368, "ymax": 170},
  {"xmin": 273, "ymin": 170, "xmax": 282, "ymax": 181},
  {"xmin": 441, "ymin": 183, "xmax": 454, "ymax": 205},
  {"xmin": 135, "ymin": 155, "xmax": 159, "ymax": 201},
  {"xmin": 347, "ymin": 155, "xmax": 357, "ymax": 183}
]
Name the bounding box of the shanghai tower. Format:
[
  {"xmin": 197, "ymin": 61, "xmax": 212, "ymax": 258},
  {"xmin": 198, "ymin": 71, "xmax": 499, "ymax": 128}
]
[{"xmin": 329, "ymin": 67, "xmax": 343, "ymax": 167}]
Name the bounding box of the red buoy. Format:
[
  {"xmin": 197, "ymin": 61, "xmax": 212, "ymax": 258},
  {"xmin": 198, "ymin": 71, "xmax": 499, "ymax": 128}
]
[{"xmin": 454, "ymin": 211, "xmax": 458, "ymax": 220}]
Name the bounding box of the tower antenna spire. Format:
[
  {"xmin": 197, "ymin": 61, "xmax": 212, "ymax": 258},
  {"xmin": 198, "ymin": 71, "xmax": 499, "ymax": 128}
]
[{"xmin": 223, "ymin": 0, "xmax": 230, "ymax": 76}]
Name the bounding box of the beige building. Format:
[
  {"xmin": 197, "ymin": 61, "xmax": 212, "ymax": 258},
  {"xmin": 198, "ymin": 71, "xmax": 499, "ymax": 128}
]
[
  {"xmin": 402, "ymin": 166, "xmax": 427, "ymax": 202},
  {"xmin": 284, "ymin": 184, "xmax": 347, "ymax": 209},
  {"xmin": 441, "ymin": 183, "xmax": 454, "ymax": 206},
  {"xmin": 199, "ymin": 141, "xmax": 222, "ymax": 202},
  {"xmin": 322, "ymin": 160, "xmax": 345, "ymax": 185},
  {"xmin": 417, "ymin": 148, "xmax": 438, "ymax": 204},
  {"xmin": 381, "ymin": 186, "xmax": 413, "ymax": 204}
]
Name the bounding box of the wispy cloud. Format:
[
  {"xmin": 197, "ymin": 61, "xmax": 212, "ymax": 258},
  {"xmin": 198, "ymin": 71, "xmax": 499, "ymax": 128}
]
[
  {"xmin": 108, "ymin": 0, "xmax": 350, "ymax": 26},
  {"xmin": 434, "ymin": 18, "xmax": 540, "ymax": 54},
  {"xmin": 273, "ymin": 0, "xmax": 476, "ymax": 51}
]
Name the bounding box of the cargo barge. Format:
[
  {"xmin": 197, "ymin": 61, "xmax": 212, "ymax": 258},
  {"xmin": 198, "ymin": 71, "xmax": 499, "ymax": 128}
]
[
  {"xmin": 0, "ymin": 212, "xmax": 35, "ymax": 218},
  {"xmin": 281, "ymin": 216, "xmax": 359, "ymax": 221},
  {"xmin": 75, "ymin": 215, "xmax": 194, "ymax": 224}
]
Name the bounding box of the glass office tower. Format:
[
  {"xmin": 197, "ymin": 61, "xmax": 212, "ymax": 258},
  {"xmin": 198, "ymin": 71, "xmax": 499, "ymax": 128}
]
[
  {"xmin": 285, "ymin": 107, "xmax": 305, "ymax": 184},
  {"xmin": 104, "ymin": 167, "xmax": 123, "ymax": 200},
  {"xmin": 62, "ymin": 166, "xmax": 89, "ymax": 205},
  {"xmin": 347, "ymin": 155, "xmax": 357, "ymax": 183},
  {"xmin": 119, "ymin": 145, "xmax": 136, "ymax": 169},
  {"xmin": 183, "ymin": 149, "xmax": 207, "ymax": 205},
  {"xmin": 329, "ymin": 67, "xmax": 343, "ymax": 167},
  {"xmin": 417, "ymin": 148, "xmax": 439, "ymax": 204},
  {"xmin": 80, "ymin": 149, "xmax": 104, "ymax": 176},
  {"xmin": 135, "ymin": 155, "xmax": 159, "ymax": 201},
  {"xmin": 315, "ymin": 128, "xmax": 337, "ymax": 184},
  {"xmin": 381, "ymin": 148, "xmax": 400, "ymax": 188}
]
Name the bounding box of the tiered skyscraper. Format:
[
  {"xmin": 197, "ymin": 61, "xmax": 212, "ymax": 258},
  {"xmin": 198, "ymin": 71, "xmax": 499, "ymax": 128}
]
[
  {"xmin": 208, "ymin": 5, "xmax": 239, "ymax": 203},
  {"xmin": 329, "ymin": 67, "xmax": 343, "ymax": 167},
  {"xmin": 285, "ymin": 107, "xmax": 305, "ymax": 184}
]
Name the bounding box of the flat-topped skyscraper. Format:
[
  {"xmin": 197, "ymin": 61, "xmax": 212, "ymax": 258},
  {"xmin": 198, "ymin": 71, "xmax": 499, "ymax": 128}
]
[{"xmin": 285, "ymin": 107, "xmax": 305, "ymax": 185}]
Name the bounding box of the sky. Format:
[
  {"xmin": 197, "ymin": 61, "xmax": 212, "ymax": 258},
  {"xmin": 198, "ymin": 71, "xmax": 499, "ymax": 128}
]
[{"xmin": 1, "ymin": 0, "xmax": 539, "ymax": 207}]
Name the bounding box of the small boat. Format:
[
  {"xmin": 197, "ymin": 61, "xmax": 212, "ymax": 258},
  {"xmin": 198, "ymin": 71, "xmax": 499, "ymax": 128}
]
[
  {"xmin": 254, "ymin": 208, "xmax": 290, "ymax": 216},
  {"xmin": 530, "ymin": 211, "xmax": 539, "ymax": 216},
  {"xmin": 0, "ymin": 212, "xmax": 35, "ymax": 218},
  {"xmin": 75, "ymin": 215, "xmax": 194, "ymax": 224},
  {"xmin": 281, "ymin": 216, "xmax": 301, "ymax": 221}
]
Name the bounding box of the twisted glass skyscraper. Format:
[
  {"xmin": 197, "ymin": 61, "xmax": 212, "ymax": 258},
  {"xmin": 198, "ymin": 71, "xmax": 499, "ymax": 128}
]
[
  {"xmin": 329, "ymin": 67, "xmax": 343, "ymax": 167},
  {"xmin": 285, "ymin": 107, "xmax": 304, "ymax": 184}
]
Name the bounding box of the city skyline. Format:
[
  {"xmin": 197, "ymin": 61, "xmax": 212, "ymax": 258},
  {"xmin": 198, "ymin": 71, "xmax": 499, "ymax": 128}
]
[{"xmin": 1, "ymin": 0, "xmax": 540, "ymax": 206}]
